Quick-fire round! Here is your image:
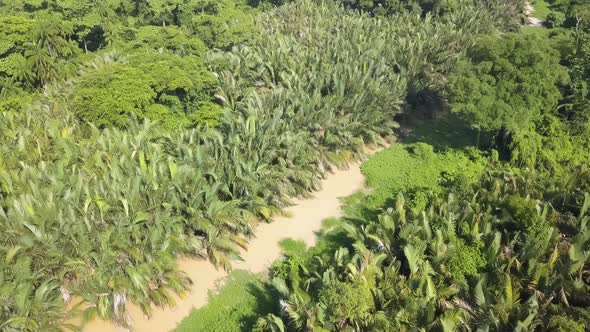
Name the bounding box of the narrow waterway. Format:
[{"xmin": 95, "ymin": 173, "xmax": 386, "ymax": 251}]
[{"xmin": 79, "ymin": 160, "xmax": 369, "ymax": 331}]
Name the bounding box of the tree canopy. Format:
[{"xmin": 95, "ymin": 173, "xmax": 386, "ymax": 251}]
[{"xmin": 450, "ymin": 33, "xmax": 568, "ymax": 131}]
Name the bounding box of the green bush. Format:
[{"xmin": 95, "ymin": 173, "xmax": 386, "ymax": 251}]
[
  {"xmin": 72, "ymin": 64, "xmax": 156, "ymax": 127},
  {"xmin": 361, "ymin": 144, "xmax": 486, "ymax": 208},
  {"xmin": 445, "ymin": 238, "xmax": 485, "ymax": 285},
  {"xmin": 449, "ymin": 33, "xmax": 568, "ymax": 133},
  {"xmin": 547, "ymin": 315, "xmax": 586, "ymax": 332},
  {"xmin": 72, "ymin": 52, "xmax": 219, "ymax": 128},
  {"xmin": 547, "ymin": 10, "xmax": 566, "ymax": 28},
  {"xmin": 319, "ymin": 279, "xmax": 375, "ymax": 327}
]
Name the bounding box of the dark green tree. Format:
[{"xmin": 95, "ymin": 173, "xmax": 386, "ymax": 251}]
[{"xmin": 450, "ymin": 33, "xmax": 569, "ymax": 132}]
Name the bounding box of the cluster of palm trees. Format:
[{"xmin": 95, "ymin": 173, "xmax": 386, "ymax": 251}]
[
  {"xmin": 0, "ymin": 0, "xmax": 528, "ymax": 330},
  {"xmin": 256, "ymin": 170, "xmax": 590, "ymax": 331}
]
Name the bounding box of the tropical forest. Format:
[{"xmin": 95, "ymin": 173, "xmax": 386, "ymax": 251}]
[{"xmin": 0, "ymin": 0, "xmax": 589, "ymax": 331}]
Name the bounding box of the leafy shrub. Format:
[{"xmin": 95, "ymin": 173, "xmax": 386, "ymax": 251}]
[
  {"xmin": 450, "ymin": 33, "xmax": 569, "ymax": 132},
  {"xmin": 361, "ymin": 143, "xmax": 486, "ymax": 208},
  {"xmin": 503, "ymin": 195, "xmax": 539, "ymax": 231},
  {"xmin": 72, "ymin": 52, "xmax": 219, "ymax": 128},
  {"xmin": 124, "ymin": 26, "xmax": 208, "ymax": 55},
  {"xmin": 72, "ymin": 64, "xmax": 156, "ymax": 127},
  {"xmin": 189, "ymin": 0, "xmax": 256, "ymax": 49},
  {"xmin": 445, "ymin": 237, "xmax": 485, "ymax": 285},
  {"xmin": 547, "ymin": 315, "xmax": 586, "ymax": 332},
  {"xmin": 410, "ymin": 142, "xmax": 435, "ymax": 160},
  {"xmin": 547, "ymin": 10, "xmax": 566, "ymax": 28},
  {"xmin": 271, "ymin": 240, "xmax": 309, "ymax": 285},
  {"xmin": 319, "ymin": 279, "xmax": 375, "ymax": 327}
]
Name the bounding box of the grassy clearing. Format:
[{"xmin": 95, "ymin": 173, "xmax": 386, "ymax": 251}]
[
  {"xmin": 532, "ymin": 0, "xmax": 550, "ymax": 21},
  {"xmin": 361, "ymin": 143, "xmax": 487, "ymax": 208},
  {"xmin": 521, "ymin": 25, "xmax": 549, "ymax": 36},
  {"xmin": 360, "ymin": 114, "xmax": 489, "ymax": 209},
  {"xmin": 174, "ymin": 271, "xmax": 278, "ymax": 332}
]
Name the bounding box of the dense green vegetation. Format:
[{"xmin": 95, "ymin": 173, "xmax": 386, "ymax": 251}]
[
  {"xmin": 254, "ymin": 166, "xmax": 590, "ymax": 331},
  {"xmin": 182, "ymin": 0, "xmax": 590, "ymax": 331},
  {"xmin": 361, "ymin": 143, "xmax": 486, "ymax": 208},
  {"xmin": 1, "ymin": 0, "xmax": 589, "ymax": 330},
  {"xmin": 0, "ymin": 0, "xmax": 508, "ymax": 329},
  {"xmin": 0, "ymin": 0, "xmax": 256, "ymax": 128},
  {"xmin": 541, "ymin": 0, "xmax": 590, "ymax": 28}
]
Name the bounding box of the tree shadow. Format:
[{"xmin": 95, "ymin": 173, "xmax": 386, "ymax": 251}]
[
  {"xmin": 397, "ymin": 112, "xmax": 493, "ymax": 152},
  {"xmin": 237, "ymin": 277, "xmax": 282, "ymax": 331}
]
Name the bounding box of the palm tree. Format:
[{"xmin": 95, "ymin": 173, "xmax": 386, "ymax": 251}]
[{"xmin": 254, "ymin": 313, "xmax": 286, "ymax": 332}]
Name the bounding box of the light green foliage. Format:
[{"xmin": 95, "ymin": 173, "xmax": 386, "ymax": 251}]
[
  {"xmin": 361, "ymin": 143, "xmax": 486, "ymax": 207},
  {"xmin": 547, "ymin": 315, "xmax": 586, "ymax": 332},
  {"xmin": 0, "ymin": 16, "xmax": 33, "ymax": 77},
  {"xmin": 446, "ymin": 237, "xmax": 485, "ymax": 285},
  {"xmin": 175, "ymin": 271, "xmax": 278, "ymax": 332},
  {"xmin": 501, "ymin": 195, "xmax": 555, "ymax": 259},
  {"xmin": 278, "ymin": 239, "xmax": 308, "ymax": 257},
  {"xmin": 450, "ymin": 32, "xmax": 569, "ymax": 132},
  {"xmin": 0, "ymin": 91, "xmax": 35, "ymax": 114},
  {"xmin": 190, "ymin": 0, "xmax": 256, "ymax": 49},
  {"xmin": 113, "ymin": 0, "xmax": 257, "ymax": 49},
  {"xmin": 447, "ymin": 30, "xmax": 589, "ymax": 171},
  {"xmin": 319, "ymin": 279, "xmax": 375, "ymax": 328},
  {"xmin": 544, "ymin": 0, "xmax": 590, "ymax": 29},
  {"xmin": 72, "ymin": 63, "xmax": 156, "ymax": 127},
  {"xmin": 72, "ymin": 51, "xmax": 219, "ymax": 128},
  {"xmin": 126, "ymin": 26, "xmax": 208, "ymax": 55},
  {"xmin": 547, "ymin": 10, "xmax": 566, "ymax": 27},
  {"xmin": 503, "ymin": 195, "xmax": 541, "ymax": 231},
  {"xmin": 43, "ymin": 0, "xmax": 108, "ymax": 50},
  {"xmin": 0, "ymin": 14, "xmax": 78, "ymax": 88},
  {"xmin": 271, "ymin": 240, "xmax": 309, "ymax": 286}
]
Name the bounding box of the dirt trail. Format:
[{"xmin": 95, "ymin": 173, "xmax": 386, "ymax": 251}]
[{"xmin": 79, "ymin": 161, "xmax": 369, "ymax": 331}]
